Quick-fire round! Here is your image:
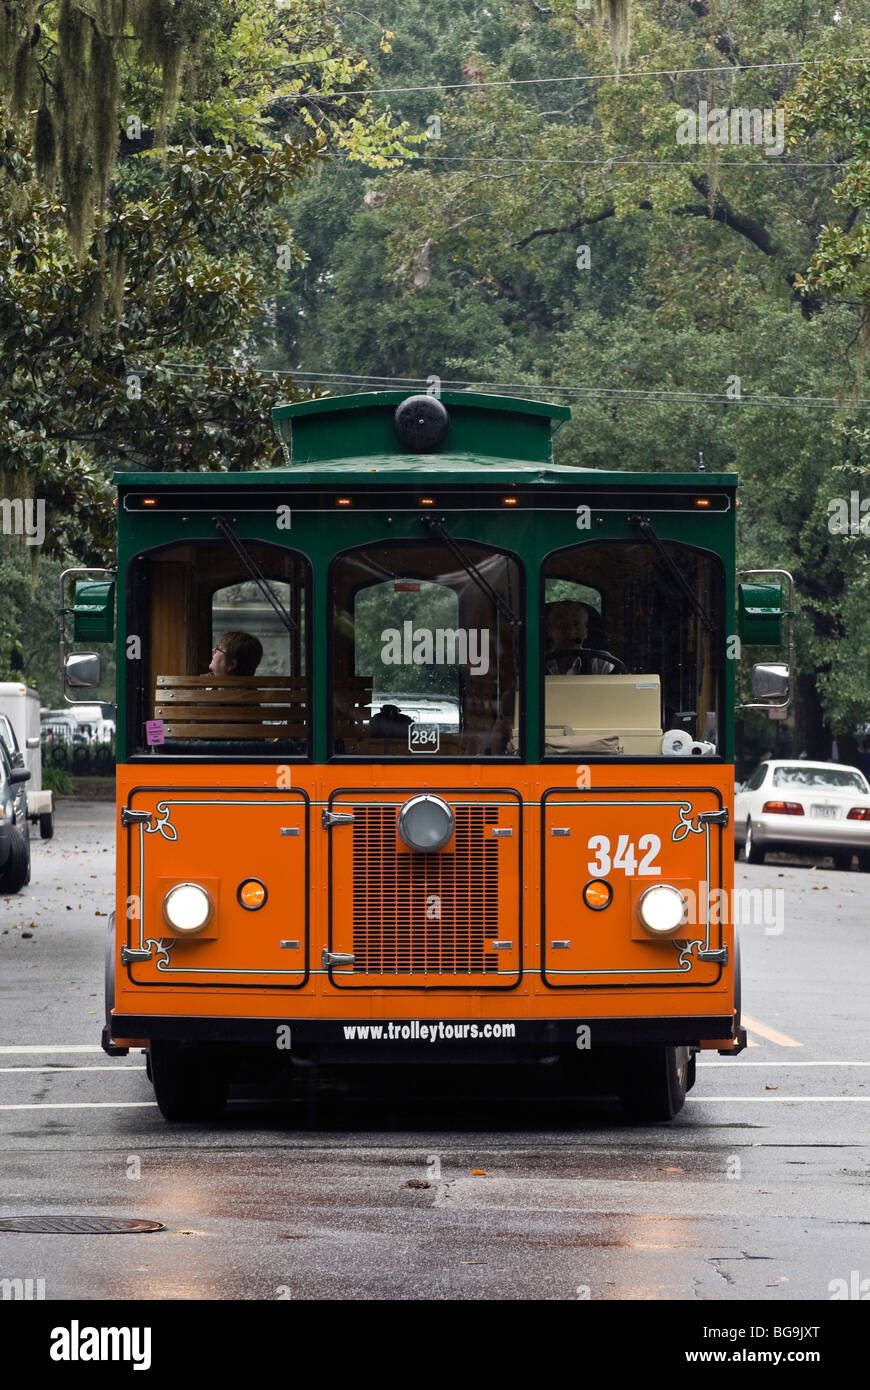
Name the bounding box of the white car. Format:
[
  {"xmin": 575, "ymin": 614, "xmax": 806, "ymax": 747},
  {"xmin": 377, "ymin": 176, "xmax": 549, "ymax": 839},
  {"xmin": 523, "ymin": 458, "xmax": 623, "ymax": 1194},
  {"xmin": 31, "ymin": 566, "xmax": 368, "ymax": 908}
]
[{"xmin": 735, "ymin": 760, "xmax": 870, "ymax": 869}]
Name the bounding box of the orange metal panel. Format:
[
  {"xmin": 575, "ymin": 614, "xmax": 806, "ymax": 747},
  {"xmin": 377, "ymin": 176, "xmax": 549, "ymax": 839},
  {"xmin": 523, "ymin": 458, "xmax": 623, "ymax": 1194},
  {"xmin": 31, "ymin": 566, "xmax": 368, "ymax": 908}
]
[{"xmin": 111, "ymin": 762, "xmax": 735, "ymax": 1026}]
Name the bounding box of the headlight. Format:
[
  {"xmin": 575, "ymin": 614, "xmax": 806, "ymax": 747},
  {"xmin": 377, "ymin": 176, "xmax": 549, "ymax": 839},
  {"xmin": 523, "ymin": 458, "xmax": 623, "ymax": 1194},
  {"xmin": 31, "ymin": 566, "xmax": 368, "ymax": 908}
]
[
  {"xmin": 637, "ymin": 884, "xmax": 687, "ymax": 936},
  {"xmin": 162, "ymin": 882, "xmax": 213, "ymax": 934},
  {"xmin": 397, "ymin": 794, "xmax": 455, "ymax": 852}
]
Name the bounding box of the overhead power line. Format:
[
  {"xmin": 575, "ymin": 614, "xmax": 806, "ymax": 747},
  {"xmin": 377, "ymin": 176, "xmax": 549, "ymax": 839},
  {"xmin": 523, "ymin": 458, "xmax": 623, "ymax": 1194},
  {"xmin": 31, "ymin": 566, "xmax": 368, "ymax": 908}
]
[
  {"xmin": 279, "ymin": 56, "xmax": 870, "ymax": 102},
  {"xmin": 134, "ymin": 362, "xmax": 870, "ymax": 411}
]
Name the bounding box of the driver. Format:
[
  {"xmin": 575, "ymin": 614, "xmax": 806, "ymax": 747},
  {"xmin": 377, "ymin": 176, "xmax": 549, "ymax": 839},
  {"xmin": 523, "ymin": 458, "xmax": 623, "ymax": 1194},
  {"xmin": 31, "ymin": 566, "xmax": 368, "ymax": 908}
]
[{"xmin": 544, "ymin": 600, "xmax": 618, "ymax": 675}]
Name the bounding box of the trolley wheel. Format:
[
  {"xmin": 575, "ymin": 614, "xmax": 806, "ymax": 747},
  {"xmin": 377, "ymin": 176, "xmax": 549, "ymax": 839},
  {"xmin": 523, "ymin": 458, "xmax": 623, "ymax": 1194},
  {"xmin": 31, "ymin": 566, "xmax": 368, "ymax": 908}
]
[
  {"xmin": 0, "ymin": 826, "xmax": 30, "ymax": 894},
  {"xmin": 744, "ymin": 818, "xmax": 765, "ymax": 864},
  {"xmin": 619, "ymin": 1045, "xmax": 690, "ymax": 1122},
  {"xmin": 39, "ymin": 811, "xmax": 54, "ymax": 840},
  {"xmin": 686, "ymin": 1051, "xmax": 697, "ymax": 1093},
  {"xmin": 148, "ymin": 1040, "xmax": 227, "ymax": 1122}
]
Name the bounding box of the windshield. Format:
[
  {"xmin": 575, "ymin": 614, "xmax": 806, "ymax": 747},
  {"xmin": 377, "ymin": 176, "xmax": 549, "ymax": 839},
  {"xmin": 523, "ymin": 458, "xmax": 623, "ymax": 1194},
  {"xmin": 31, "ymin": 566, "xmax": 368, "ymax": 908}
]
[
  {"xmin": 542, "ymin": 539, "xmax": 724, "ymax": 758},
  {"xmin": 772, "ymin": 766, "xmax": 869, "ymax": 793},
  {"xmin": 129, "ymin": 539, "xmax": 309, "ymax": 755},
  {"xmin": 331, "ymin": 540, "xmax": 522, "ymax": 757}
]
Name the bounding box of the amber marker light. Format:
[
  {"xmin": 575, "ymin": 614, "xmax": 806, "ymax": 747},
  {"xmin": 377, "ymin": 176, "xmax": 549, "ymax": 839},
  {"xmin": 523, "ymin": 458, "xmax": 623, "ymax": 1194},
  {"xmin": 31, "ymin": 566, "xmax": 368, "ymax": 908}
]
[
  {"xmin": 335, "ymin": 497, "xmax": 353, "ymax": 507},
  {"xmin": 142, "ymin": 498, "xmax": 158, "ymax": 506},
  {"xmin": 419, "ymin": 496, "xmax": 436, "ymax": 505},
  {"xmin": 237, "ymin": 878, "xmax": 268, "ymax": 910},
  {"xmin": 583, "ymin": 879, "xmax": 613, "ymax": 911},
  {"xmin": 502, "ymin": 496, "xmax": 518, "ymax": 505},
  {"xmin": 694, "ymin": 498, "xmax": 710, "ymax": 507}
]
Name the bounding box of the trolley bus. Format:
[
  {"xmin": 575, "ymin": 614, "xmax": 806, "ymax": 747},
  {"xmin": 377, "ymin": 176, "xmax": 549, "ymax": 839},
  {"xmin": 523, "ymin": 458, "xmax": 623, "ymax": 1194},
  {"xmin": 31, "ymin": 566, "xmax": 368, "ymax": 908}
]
[{"xmin": 66, "ymin": 390, "xmax": 791, "ymax": 1120}]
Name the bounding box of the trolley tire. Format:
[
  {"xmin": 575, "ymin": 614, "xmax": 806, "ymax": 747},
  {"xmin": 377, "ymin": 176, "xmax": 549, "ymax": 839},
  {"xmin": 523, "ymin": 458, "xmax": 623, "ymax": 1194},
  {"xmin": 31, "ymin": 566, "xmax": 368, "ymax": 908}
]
[
  {"xmin": 104, "ymin": 911, "xmax": 115, "ymax": 1033},
  {"xmin": 0, "ymin": 826, "xmax": 30, "ymax": 894},
  {"xmin": 619, "ymin": 1045, "xmax": 690, "ymax": 1122},
  {"xmin": 744, "ymin": 818, "xmax": 765, "ymax": 864},
  {"xmin": 149, "ymin": 1040, "xmax": 227, "ymax": 1122},
  {"xmin": 686, "ymin": 1051, "xmax": 697, "ymax": 1093},
  {"xmin": 39, "ymin": 811, "xmax": 54, "ymax": 840}
]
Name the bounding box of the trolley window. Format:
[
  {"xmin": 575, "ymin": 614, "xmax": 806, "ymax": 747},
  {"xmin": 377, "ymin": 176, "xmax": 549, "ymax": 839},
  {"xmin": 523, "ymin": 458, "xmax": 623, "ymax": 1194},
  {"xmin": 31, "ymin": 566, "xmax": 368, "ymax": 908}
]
[
  {"xmin": 542, "ymin": 540, "xmax": 724, "ymax": 758},
  {"xmin": 128, "ymin": 539, "xmax": 310, "ymax": 756},
  {"xmin": 331, "ymin": 540, "xmax": 522, "ymax": 757}
]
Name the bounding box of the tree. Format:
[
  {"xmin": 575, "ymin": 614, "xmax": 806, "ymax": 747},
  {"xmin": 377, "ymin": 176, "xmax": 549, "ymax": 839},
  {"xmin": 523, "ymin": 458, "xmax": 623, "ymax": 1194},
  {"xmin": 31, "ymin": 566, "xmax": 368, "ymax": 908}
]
[{"xmin": 0, "ymin": 0, "xmax": 416, "ymax": 673}]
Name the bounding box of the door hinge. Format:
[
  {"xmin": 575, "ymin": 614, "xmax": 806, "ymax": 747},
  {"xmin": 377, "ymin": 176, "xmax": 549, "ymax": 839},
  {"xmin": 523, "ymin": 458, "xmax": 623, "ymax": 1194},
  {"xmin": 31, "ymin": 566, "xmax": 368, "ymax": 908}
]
[
  {"xmin": 322, "ymin": 949, "xmax": 355, "ymax": 968},
  {"xmin": 121, "ymin": 945, "xmax": 153, "ymax": 964},
  {"xmin": 697, "ymin": 946, "xmax": 728, "ymax": 964},
  {"xmin": 121, "ymin": 809, "xmax": 152, "ymax": 827},
  {"xmin": 322, "ymin": 810, "xmax": 354, "ymax": 829},
  {"xmin": 697, "ymin": 809, "xmax": 729, "ymax": 828}
]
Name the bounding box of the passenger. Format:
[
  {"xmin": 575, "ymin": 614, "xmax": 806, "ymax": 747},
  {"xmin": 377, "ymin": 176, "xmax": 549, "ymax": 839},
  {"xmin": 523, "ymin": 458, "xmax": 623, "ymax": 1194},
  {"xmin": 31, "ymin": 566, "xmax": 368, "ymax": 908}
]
[
  {"xmin": 544, "ymin": 600, "xmax": 618, "ymax": 675},
  {"xmin": 209, "ymin": 630, "xmax": 263, "ymax": 678}
]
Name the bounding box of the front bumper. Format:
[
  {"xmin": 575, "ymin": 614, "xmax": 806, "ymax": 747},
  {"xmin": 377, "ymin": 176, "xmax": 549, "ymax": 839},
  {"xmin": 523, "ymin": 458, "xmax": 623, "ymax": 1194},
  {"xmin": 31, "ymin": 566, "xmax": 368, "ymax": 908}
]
[{"xmin": 104, "ymin": 1013, "xmax": 744, "ymax": 1060}]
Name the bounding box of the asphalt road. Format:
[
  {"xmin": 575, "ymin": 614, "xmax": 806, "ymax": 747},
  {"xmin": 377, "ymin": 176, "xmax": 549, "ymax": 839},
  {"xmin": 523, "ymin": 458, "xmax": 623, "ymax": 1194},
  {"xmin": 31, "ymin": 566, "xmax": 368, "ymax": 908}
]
[{"xmin": 0, "ymin": 800, "xmax": 867, "ymax": 1301}]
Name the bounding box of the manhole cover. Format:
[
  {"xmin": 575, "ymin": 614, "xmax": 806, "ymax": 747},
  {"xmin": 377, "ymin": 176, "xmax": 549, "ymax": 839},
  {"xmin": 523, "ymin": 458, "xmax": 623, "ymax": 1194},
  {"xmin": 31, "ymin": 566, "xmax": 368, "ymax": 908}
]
[{"xmin": 0, "ymin": 1216, "xmax": 164, "ymax": 1235}]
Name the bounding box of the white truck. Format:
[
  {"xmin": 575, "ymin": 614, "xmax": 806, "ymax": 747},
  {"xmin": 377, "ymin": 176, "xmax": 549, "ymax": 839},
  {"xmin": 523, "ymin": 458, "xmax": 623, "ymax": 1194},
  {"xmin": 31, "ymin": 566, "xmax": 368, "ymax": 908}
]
[{"xmin": 0, "ymin": 682, "xmax": 54, "ymax": 839}]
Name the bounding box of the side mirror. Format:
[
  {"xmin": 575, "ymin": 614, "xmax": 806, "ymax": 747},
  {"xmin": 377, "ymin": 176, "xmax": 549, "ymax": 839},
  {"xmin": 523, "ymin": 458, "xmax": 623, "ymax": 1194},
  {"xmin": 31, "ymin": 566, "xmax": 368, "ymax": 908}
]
[
  {"xmin": 65, "ymin": 653, "xmax": 102, "ymax": 689},
  {"xmin": 8, "ymin": 767, "xmax": 31, "ymax": 784},
  {"xmin": 751, "ymin": 662, "xmax": 790, "ymax": 702}
]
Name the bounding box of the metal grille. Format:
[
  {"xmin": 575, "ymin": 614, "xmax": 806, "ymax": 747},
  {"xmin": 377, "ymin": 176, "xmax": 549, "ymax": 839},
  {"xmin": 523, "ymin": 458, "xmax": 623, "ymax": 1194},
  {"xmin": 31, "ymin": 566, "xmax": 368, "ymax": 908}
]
[{"xmin": 352, "ymin": 803, "xmax": 500, "ymax": 974}]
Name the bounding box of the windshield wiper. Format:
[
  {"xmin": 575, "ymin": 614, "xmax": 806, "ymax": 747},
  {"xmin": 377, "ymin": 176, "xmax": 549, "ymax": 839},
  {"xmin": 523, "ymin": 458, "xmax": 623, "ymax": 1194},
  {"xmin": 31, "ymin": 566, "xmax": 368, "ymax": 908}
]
[
  {"xmin": 214, "ymin": 515, "xmax": 297, "ymax": 634},
  {"xmin": 628, "ymin": 515, "xmax": 716, "ymax": 633},
  {"xmin": 422, "ymin": 515, "xmax": 522, "ymax": 629}
]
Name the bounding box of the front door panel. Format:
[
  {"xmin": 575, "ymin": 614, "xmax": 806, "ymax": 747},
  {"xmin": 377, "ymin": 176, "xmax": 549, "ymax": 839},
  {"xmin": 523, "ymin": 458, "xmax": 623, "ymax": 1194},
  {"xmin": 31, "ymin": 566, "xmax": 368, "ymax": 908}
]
[
  {"xmin": 124, "ymin": 785, "xmax": 309, "ymax": 990},
  {"xmin": 542, "ymin": 785, "xmax": 726, "ymax": 989}
]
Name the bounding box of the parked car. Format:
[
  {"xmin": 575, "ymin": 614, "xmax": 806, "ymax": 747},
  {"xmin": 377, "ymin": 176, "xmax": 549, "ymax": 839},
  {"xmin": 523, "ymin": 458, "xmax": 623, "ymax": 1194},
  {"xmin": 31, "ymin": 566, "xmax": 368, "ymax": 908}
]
[
  {"xmin": 0, "ymin": 739, "xmax": 31, "ymax": 892},
  {"xmin": 0, "ymin": 684, "xmax": 54, "ymax": 838},
  {"xmin": 735, "ymin": 760, "xmax": 870, "ymax": 868}
]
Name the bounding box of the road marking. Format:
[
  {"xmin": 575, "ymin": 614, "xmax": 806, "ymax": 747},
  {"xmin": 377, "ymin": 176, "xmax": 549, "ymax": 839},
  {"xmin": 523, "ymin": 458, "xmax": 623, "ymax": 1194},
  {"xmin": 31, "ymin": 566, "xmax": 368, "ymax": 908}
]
[
  {"xmin": 686, "ymin": 1096, "xmax": 870, "ymax": 1103},
  {"xmin": 0, "ymin": 1045, "xmax": 105, "ymax": 1054},
  {"xmin": 0, "ymin": 1066, "xmax": 146, "ymax": 1074},
  {"xmin": 741, "ymin": 1014, "xmax": 802, "ymax": 1047},
  {"xmin": 699, "ymin": 1060, "xmax": 870, "ymax": 1067},
  {"xmin": 0, "ymin": 1102, "xmax": 158, "ymax": 1111}
]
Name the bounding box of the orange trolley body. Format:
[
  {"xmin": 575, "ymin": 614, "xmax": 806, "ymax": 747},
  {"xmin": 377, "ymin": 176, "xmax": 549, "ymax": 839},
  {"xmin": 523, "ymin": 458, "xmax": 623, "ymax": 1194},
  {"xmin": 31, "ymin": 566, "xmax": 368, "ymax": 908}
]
[{"xmin": 75, "ymin": 392, "xmax": 790, "ymax": 1120}]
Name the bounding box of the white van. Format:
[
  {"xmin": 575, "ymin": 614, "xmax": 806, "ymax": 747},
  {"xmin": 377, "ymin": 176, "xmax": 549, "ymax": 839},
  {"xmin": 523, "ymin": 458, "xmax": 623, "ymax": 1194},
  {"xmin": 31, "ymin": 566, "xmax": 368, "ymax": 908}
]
[{"xmin": 0, "ymin": 683, "xmax": 54, "ymax": 838}]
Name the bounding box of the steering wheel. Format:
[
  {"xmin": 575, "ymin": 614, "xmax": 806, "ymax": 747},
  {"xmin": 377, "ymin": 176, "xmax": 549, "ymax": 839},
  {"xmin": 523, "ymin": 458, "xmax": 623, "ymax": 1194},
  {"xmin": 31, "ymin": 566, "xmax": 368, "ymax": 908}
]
[{"xmin": 546, "ymin": 646, "xmax": 627, "ymax": 674}]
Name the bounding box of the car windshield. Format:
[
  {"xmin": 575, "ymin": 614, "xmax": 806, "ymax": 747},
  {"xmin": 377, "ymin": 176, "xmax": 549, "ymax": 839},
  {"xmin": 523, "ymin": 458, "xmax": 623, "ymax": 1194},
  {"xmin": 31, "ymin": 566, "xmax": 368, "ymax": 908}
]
[{"xmin": 772, "ymin": 765, "xmax": 869, "ymax": 793}]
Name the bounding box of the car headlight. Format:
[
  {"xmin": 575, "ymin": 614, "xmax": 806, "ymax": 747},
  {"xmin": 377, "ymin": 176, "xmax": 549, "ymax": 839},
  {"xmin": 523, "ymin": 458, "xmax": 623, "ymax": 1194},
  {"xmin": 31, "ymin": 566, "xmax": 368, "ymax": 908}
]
[
  {"xmin": 397, "ymin": 794, "xmax": 455, "ymax": 852},
  {"xmin": 162, "ymin": 882, "xmax": 213, "ymax": 934},
  {"xmin": 637, "ymin": 884, "xmax": 687, "ymax": 936}
]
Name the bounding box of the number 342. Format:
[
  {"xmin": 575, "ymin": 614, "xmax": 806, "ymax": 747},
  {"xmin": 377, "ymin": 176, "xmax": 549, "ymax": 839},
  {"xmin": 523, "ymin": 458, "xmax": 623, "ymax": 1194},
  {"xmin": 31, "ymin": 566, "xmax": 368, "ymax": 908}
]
[{"xmin": 587, "ymin": 834, "xmax": 661, "ymax": 876}]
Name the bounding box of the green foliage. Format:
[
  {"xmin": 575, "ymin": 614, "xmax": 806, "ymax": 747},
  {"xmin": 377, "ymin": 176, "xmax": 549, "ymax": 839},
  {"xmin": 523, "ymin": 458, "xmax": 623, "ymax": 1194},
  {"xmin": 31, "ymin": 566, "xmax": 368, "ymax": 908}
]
[
  {"xmin": 42, "ymin": 763, "xmax": 72, "ymax": 794},
  {"xmin": 0, "ymin": 0, "xmax": 416, "ymax": 679}
]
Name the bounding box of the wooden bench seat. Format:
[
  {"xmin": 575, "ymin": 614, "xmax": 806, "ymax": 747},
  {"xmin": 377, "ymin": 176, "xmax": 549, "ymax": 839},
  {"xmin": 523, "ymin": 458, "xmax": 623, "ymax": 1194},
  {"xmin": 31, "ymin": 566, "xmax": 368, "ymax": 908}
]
[{"xmin": 154, "ymin": 675, "xmax": 307, "ymax": 740}]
